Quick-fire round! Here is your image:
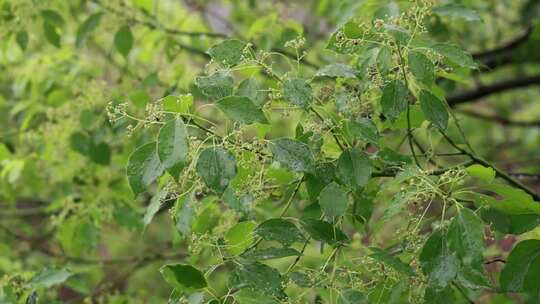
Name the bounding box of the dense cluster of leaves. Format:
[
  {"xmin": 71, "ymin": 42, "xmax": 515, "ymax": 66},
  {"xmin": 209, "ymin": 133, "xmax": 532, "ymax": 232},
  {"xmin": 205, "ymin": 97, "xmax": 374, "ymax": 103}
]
[{"xmin": 2, "ymin": 0, "xmax": 540, "ymax": 303}]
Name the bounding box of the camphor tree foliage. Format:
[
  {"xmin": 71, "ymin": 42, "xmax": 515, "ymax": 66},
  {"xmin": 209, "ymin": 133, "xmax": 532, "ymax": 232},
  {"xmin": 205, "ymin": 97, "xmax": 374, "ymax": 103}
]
[{"xmin": 3, "ymin": 0, "xmax": 540, "ymax": 303}]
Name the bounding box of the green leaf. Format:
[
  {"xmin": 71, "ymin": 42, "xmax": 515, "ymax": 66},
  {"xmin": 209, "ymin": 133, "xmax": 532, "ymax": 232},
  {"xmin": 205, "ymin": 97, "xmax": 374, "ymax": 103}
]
[
  {"xmin": 196, "ymin": 147, "xmax": 237, "ymax": 195},
  {"xmin": 419, "ymin": 90, "xmax": 448, "ymax": 130},
  {"xmin": 70, "ymin": 132, "xmax": 90, "ymax": 155},
  {"xmin": 431, "ymin": 43, "xmax": 476, "ymax": 68},
  {"xmin": 408, "ymin": 51, "xmax": 434, "ymax": 86},
  {"xmin": 447, "ymin": 208, "xmax": 485, "ymax": 265},
  {"xmin": 16, "ymin": 30, "xmax": 29, "ymax": 51},
  {"xmin": 289, "ymin": 272, "xmax": 312, "ymax": 288},
  {"xmin": 216, "ymin": 96, "xmax": 268, "ymax": 124},
  {"xmin": 143, "ymin": 187, "xmax": 168, "ymax": 227},
  {"xmin": 207, "ymin": 39, "xmax": 247, "ymax": 67},
  {"xmin": 419, "ymin": 230, "xmax": 458, "ymax": 289},
  {"xmin": 57, "ymin": 218, "xmax": 99, "ymax": 256},
  {"xmin": 282, "ymin": 78, "xmax": 313, "ymax": 108},
  {"xmin": 336, "ymin": 148, "xmax": 372, "ymax": 190},
  {"xmin": 223, "ymin": 187, "xmax": 252, "ymax": 214},
  {"xmin": 466, "ymin": 164, "xmax": 495, "ymax": 183},
  {"xmin": 383, "ymin": 24, "xmax": 410, "ymax": 44},
  {"xmin": 76, "ymin": 12, "xmax": 103, "ymax": 47},
  {"xmin": 380, "ymin": 80, "xmax": 408, "ymax": 121},
  {"xmin": 114, "ymin": 25, "xmax": 134, "ymax": 57},
  {"xmin": 346, "ymin": 118, "xmax": 380, "ymax": 146},
  {"xmin": 88, "ymin": 141, "xmax": 111, "ymax": 165},
  {"xmin": 305, "ymin": 162, "xmax": 335, "ymax": 201},
  {"xmin": 338, "ymin": 289, "xmax": 368, "ymax": 304},
  {"xmin": 326, "ymin": 21, "xmax": 365, "ymax": 54},
  {"xmin": 235, "ymin": 289, "xmax": 279, "ymax": 304},
  {"xmin": 522, "ymin": 0, "xmax": 540, "ymax": 23},
  {"xmin": 423, "ymin": 286, "xmax": 456, "ymax": 304},
  {"xmin": 195, "ymin": 71, "xmax": 234, "ymax": 100},
  {"xmin": 237, "ymin": 77, "xmax": 266, "ymax": 107},
  {"xmin": 318, "ymin": 182, "xmax": 349, "ymax": 218},
  {"xmin": 160, "ymin": 264, "xmax": 207, "ymax": 290},
  {"xmin": 225, "ymin": 221, "xmax": 257, "ymax": 255},
  {"xmin": 229, "ymin": 262, "xmax": 286, "ymax": 299},
  {"xmin": 433, "ymin": 4, "xmax": 481, "ymax": 22},
  {"xmin": 500, "ymin": 239, "xmax": 540, "ymax": 293},
  {"xmin": 192, "ymin": 203, "xmax": 220, "ymax": 234},
  {"xmin": 254, "ymin": 218, "xmax": 305, "ymax": 246},
  {"xmin": 157, "ymin": 118, "xmax": 189, "ymax": 180},
  {"xmin": 40, "ymin": 10, "xmax": 64, "ymax": 27},
  {"xmin": 162, "ymin": 94, "xmax": 193, "ymax": 113},
  {"xmin": 129, "ymin": 89, "xmax": 150, "ymax": 108},
  {"xmin": 242, "ymin": 247, "xmax": 300, "ymax": 261},
  {"xmin": 175, "ymin": 191, "xmax": 197, "ymax": 237},
  {"xmin": 377, "ymin": 46, "xmax": 393, "ymax": 75},
  {"xmin": 480, "ymin": 208, "xmax": 540, "ymax": 235},
  {"xmin": 482, "ymin": 184, "xmax": 540, "ymax": 215},
  {"xmin": 301, "ymin": 219, "xmax": 349, "ymax": 246},
  {"xmin": 390, "ymin": 104, "xmax": 426, "ymax": 130},
  {"xmin": 27, "ymin": 267, "xmax": 72, "ymax": 288},
  {"xmin": 369, "ymin": 247, "xmax": 415, "ymax": 276},
  {"xmin": 315, "ymin": 63, "xmax": 357, "ymax": 78},
  {"xmin": 269, "ymin": 138, "xmax": 315, "ymax": 173},
  {"xmin": 126, "ymin": 142, "xmax": 165, "ymax": 195},
  {"xmin": 43, "ymin": 22, "xmax": 61, "ymax": 48}
]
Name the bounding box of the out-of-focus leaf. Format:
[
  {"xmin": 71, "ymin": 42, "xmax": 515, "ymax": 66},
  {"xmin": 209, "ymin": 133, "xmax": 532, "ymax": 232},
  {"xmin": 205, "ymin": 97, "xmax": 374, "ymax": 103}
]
[
  {"xmin": 76, "ymin": 12, "xmax": 103, "ymax": 47},
  {"xmin": 114, "ymin": 25, "xmax": 134, "ymax": 57},
  {"xmin": 27, "ymin": 268, "xmax": 72, "ymax": 288},
  {"xmin": 433, "ymin": 4, "xmax": 481, "ymax": 22}
]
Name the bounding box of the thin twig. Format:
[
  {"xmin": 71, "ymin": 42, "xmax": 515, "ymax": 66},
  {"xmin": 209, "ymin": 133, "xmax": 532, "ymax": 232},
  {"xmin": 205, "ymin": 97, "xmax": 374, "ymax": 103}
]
[{"xmin": 440, "ymin": 131, "xmax": 540, "ymax": 201}]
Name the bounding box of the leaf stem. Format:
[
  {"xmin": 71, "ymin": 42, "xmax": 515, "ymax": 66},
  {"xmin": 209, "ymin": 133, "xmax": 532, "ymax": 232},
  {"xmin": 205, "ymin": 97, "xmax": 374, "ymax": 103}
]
[{"xmin": 396, "ymin": 44, "xmax": 421, "ymax": 168}]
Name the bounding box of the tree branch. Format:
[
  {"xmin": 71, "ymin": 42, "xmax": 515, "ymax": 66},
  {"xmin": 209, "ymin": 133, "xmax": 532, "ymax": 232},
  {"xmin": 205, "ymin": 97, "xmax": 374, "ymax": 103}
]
[
  {"xmin": 473, "ymin": 26, "xmax": 533, "ymax": 71},
  {"xmin": 459, "ymin": 109, "xmax": 540, "ymax": 127},
  {"xmin": 439, "ymin": 131, "xmax": 540, "ymax": 201},
  {"xmin": 447, "ymin": 74, "xmax": 540, "ymax": 106}
]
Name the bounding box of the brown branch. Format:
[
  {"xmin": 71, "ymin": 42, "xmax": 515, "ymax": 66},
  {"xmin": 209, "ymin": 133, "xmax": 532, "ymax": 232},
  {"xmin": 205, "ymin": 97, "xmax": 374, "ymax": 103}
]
[
  {"xmin": 472, "ymin": 26, "xmax": 533, "ymax": 71},
  {"xmin": 447, "ymin": 74, "xmax": 540, "ymax": 106},
  {"xmin": 90, "ymin": 0, "xmax": 224, "ymax": 38},
  {"xmin": 509, "ymin": 173, "xmax": 540, "ymax": 181},
  {"xmin": 459, "ymin": 109, "xmax": 540, "ymax": 127},
  {"xmin": 484, "ymin": 258, "xmax": 506, "ymax": 265}
]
